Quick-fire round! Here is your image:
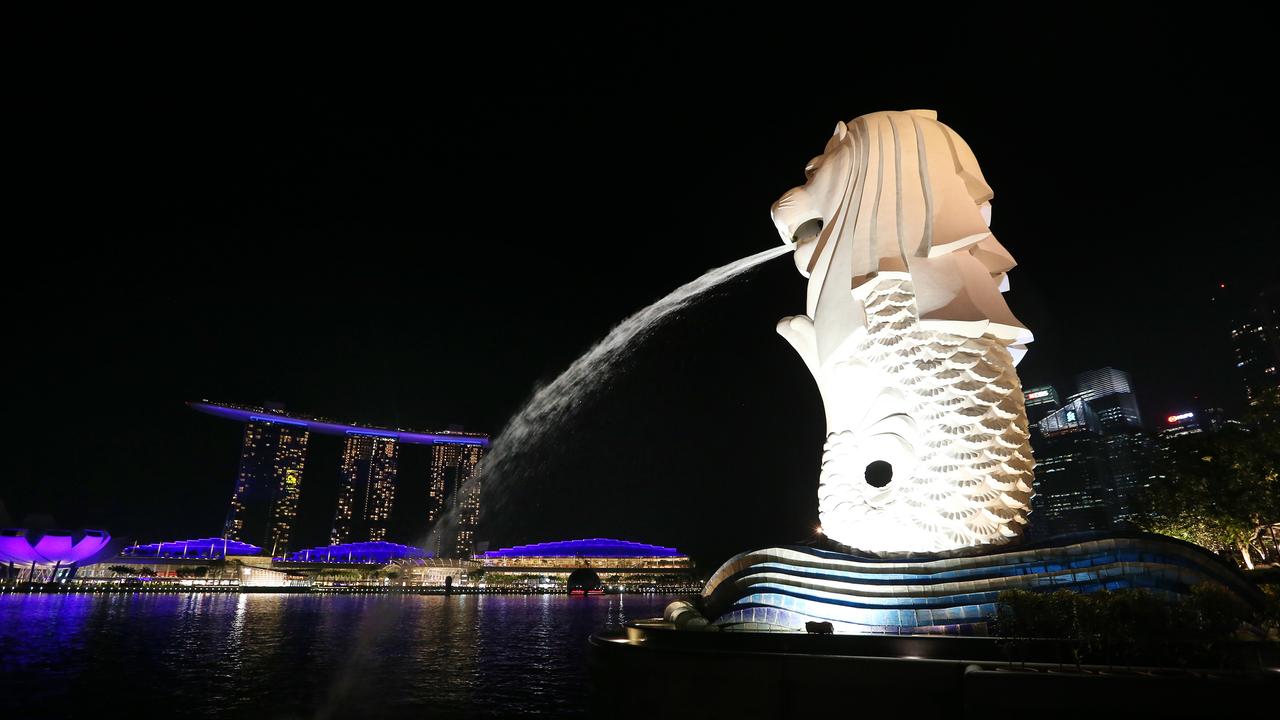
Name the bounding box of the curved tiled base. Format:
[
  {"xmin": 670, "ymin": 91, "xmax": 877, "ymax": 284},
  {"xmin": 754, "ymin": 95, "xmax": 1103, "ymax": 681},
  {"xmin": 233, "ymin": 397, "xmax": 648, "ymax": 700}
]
[{"xmin": 702, "ymin": 532, "xmax": 1259, "ymax": 634}]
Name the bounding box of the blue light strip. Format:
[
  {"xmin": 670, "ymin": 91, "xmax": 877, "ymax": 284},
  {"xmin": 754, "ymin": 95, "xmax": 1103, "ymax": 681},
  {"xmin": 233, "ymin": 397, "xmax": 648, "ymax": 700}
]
[
  {"xmin": 346, "ymin": 429, "xmax": 399, "ymax": 439},
  {"xmin": 190, "ymin": 402, "xmax": 490, "ymax": 447},
  {"xmin": 249, "ymin": 415, "xmax": 309, "ymax": 428}
]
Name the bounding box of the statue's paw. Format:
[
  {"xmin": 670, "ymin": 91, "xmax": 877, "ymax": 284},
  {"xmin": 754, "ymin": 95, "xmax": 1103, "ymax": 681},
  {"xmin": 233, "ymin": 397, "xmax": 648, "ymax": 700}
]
[{"xmin": 776, "ymin": 315, "xmax": 817, "ymax": 370}]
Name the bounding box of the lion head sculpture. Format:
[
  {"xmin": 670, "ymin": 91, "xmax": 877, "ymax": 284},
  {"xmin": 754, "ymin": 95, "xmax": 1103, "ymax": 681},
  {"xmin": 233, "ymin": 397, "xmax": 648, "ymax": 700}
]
[{"xmin": 770, "ymin": 110, "xmax": 1036, "ymax": 554}]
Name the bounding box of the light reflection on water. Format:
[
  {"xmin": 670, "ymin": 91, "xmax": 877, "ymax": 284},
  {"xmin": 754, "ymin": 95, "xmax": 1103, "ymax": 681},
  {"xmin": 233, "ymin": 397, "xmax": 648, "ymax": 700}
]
[{"xmin": 0, "ymin": 592, "xmax": 678, "ymax": 718}]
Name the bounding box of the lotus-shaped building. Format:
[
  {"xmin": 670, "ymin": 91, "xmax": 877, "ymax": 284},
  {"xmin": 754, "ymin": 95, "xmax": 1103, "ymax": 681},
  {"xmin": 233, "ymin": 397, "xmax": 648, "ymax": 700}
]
[{"xmin": 0, "ymin": 528, "xmax": 112, "ymax": 582}]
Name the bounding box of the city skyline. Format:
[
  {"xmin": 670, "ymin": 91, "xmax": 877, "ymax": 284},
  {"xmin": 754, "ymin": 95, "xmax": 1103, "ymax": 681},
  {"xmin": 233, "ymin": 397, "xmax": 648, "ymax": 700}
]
[
  {"xmin": 6, "ymin": 19, "xmax": 1278, "ymax": 720},
  {"xmin": 6, "ymin": 287, "xmax": 1274, "ymax": 566},
  {"xmin": 9, "ymin": 24, "xmax": 1278, "ymax": 569}
]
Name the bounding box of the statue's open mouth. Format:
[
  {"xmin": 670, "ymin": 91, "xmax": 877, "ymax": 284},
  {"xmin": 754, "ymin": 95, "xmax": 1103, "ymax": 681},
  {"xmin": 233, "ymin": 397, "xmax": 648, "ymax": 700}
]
[{"xmin": 791, "ymin": 217, "xmax": 822, "ymax": 245}]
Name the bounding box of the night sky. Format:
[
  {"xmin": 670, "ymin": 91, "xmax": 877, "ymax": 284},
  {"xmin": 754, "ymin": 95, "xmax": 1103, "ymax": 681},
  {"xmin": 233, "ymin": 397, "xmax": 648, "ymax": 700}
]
[{"xmin": 8, "ymin": 18, "xmax": 1276, "ymax": 569}]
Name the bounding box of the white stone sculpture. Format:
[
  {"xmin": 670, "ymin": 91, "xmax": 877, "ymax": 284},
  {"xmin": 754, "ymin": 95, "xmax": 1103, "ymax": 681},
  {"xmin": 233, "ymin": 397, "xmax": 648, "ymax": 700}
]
[{"xmin": 770, "ymin": 110, "xmax": 1035, "ymax": 553}]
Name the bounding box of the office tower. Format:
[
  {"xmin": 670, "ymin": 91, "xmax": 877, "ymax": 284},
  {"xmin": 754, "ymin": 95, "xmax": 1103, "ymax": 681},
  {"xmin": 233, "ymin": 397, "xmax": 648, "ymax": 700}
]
[
  {"xmin": 1070, "ymin": 367, "xmax": 1152, "ymax": 522},
  {"xmin": 1159, "ymin": 411, "xmax": 1203, "ymax": 440},
  {"xmin": 223, "ymin": 419, "xmax": 309, "ymax": 555},
  {"xmin": 1074, "ymin": 367, "xmax": 1134, "ymax": 401},
  {"xmin": 1097, "ymin": 430, "xmax": 1156, "ymax": 526},
  {"xmin": 330, "ymin": 434, "xmax": 400, "ymax": 545},
  {"xmin": 1228, "ymin": 285, "xmax": 1280, "ymax": 405},
  {"xmin": 1200, "ymin": 407, "xmax": 1228, "ymax": 433},
  {"xmin": 427, "ymin": 444, "xmax": 486, "ymax": 557},
  {"xmin": 1073, "ymin": 367, "xmax": 1142, "ymax": 430},
  {"xmin": 1027, "ymin": 397, "xmax": 1110, "ymax": 537},
  {"xmin": 1023, "ymin": 386, "xmax": 1060, "ymax": 427}
]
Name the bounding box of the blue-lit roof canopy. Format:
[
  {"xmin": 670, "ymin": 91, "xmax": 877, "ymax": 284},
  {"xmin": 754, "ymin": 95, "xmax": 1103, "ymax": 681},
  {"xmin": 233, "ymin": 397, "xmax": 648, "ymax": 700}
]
[
  {"xmin": 121, "ymin": 538, "xmax": 261, "ymax": 559},
  {"xmin": 283, "ymin": 541, "xmax": 430, "ymax": 564},
  {"xmin": 480, "ymin": 538, "xmax": 684, "ymax": 559},
  {"xmin": 189, "ymin": 401, "xmax": 489, "ymax": 447}
]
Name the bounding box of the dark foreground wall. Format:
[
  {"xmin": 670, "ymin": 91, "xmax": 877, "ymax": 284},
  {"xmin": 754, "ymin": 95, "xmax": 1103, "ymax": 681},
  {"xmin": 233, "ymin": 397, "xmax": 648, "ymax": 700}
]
[{"xmin": 588, "ymin": 627, "xmax": 1278, "ymax": 719}]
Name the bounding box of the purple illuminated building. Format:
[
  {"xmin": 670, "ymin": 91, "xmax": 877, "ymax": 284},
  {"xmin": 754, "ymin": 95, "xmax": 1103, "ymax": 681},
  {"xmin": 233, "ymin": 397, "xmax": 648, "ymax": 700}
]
[
  {"xmin": 121, "ymin": 538, "xmax": 262, "ymax": 559},
  {"xmin": 476, "ymin": 538, "xmax": 696, "ymax": 588},
  {"xmin": 283, "ymin": 541, "xmax": 430, "ymax": 565},
  {"xmin": 0, "ymin": 528, "xmax": 112, "ymax": 582},
  {"xmin": 480, "ymin": 538, "xmax": 684, "ymax": 559}
]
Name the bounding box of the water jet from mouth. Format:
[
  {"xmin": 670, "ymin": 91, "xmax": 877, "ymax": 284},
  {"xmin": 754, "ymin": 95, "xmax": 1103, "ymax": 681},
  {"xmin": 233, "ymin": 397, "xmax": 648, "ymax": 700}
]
[{"xmin": 424, "ymin": 243, "xmax": 793, "ymax": 552}]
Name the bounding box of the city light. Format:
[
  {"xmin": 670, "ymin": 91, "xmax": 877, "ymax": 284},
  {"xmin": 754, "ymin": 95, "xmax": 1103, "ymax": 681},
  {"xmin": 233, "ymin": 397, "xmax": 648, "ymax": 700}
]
[{"xmin": 1167, "ymin": 412, "xmax": 1195, "ymax": 423}]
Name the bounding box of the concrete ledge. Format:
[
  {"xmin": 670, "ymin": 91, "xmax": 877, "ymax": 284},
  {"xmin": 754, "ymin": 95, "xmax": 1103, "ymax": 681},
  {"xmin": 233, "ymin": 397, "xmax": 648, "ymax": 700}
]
[{"xmin": 588, "ymin": 623, "xmax": 1279, "ymax": 719}]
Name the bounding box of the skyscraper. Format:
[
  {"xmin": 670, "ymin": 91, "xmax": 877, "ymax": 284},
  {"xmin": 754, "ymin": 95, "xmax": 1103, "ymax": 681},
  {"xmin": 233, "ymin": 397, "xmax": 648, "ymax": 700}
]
[
  {"xmin": 330, "ymin": 434, "xmax": 400, "ymax": 545},
  {"xmin": 1025, "ymin": 368, "xmax": 1158, "ymax": 536},
  {"xmin": 1073, "ymin": 367, "xmax": 1142, "ymax": 430},
  {"xmin": 1027, "ymin": 397, "xmax": 1110, "ymax": 537},
  {"xmin": 193, "ymin": 401, "xmax": 489, "ymax": 555},
  {"xmin": 223, "ymin": 419, "xmax": 309, "ymax": 555},
  {"xmin": 427, "ymin": 444, "xmax": 486, "ymax": 557},
  {"xmin": 1071, "ymin": 368, "xmax": 1151, "ymax": 522},
  {"xmin": 1023, "ymin": 386, "xmax": 1060, "ymax": 427},
  {"xmin": 1228, "ymin": 285, "xmax": 1280, "ymax": 405}
]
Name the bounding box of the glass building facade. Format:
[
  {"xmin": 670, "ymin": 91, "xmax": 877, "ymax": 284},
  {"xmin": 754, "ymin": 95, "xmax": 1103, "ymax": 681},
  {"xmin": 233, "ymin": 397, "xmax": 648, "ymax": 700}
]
[
  {"xmin": 1028, "ymin": 398, "xmax": 1110, "ymax": 536},
  {"xmin": 1026, "ymin": 368, "xmax": 1157, "ymax": 537},
  {"xmin": 223, "ymin": 419, "xmax": 309, "ymax": 555},
  {"xmin": 330, "ymin": 434, "xmax": 400, "ymax": 545}
]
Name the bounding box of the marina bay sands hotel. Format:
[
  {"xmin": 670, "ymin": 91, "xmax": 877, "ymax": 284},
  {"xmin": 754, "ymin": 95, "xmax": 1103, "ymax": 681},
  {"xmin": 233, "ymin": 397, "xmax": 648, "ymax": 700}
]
[{"xmin": 189, "ymin": 401, "xmax": 488, "ymax": 558}]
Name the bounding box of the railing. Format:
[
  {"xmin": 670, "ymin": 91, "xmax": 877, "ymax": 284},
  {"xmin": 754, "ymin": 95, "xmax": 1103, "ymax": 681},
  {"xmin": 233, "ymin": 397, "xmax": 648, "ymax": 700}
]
[{"xmin": 3, "ymin": 579, "xmax": 705, "ymax": 595}]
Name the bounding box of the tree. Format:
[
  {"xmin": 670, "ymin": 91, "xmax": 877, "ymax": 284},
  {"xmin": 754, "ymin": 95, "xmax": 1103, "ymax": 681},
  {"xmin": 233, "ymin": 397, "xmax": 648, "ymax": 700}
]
[{"xmin": 1134, "ymin": 393, "xmax": 1280, "ymax": 569}]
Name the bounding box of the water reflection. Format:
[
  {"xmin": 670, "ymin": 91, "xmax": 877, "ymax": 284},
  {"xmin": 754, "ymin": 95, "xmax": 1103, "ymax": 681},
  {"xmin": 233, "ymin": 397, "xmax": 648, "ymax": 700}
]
[{"xmin": 0, "ymin": 593, "xmax": 677, "ymax": 718}]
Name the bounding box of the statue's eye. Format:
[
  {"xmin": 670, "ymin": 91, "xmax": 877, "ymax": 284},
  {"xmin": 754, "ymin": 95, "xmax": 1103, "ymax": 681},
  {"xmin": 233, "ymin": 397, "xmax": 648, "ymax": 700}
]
[
  {"xmin": 864, "ymin": 461, "xmax": 893, "ymax": 488},
  {"xmin": 804, "ymin": 156, "xmax": 823, "ymax": 179}
]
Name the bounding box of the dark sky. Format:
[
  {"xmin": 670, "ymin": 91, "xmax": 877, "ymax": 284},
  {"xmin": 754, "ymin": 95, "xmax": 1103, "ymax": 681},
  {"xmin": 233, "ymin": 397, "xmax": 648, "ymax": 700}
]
[{"xmin": 7, "ymin": 18, "xmax": 1276, "ymax": 569}]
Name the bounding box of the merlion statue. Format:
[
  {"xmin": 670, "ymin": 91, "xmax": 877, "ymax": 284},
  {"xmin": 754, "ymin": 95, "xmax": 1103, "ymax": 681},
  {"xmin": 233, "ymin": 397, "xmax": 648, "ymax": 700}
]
[{"xmin": 770, "ymin": 109, "xmax": 1035, "ymax": 553}]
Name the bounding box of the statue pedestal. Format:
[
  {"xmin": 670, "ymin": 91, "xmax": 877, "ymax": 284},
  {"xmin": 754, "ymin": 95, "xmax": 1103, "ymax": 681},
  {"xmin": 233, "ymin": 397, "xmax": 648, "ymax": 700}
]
[
  {"xmin": 588, "ymin": 536, "xmax": 1271, "ymax": 717},
  {"xmin": 700, "ymin": 532, "xmax": 1259, "ymax": 634}
]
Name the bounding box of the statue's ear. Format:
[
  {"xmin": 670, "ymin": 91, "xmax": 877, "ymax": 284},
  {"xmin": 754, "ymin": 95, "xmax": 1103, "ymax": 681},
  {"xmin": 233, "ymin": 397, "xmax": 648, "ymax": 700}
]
[
  {"xmin": 905, "ymin": 109, "xmax": 938, "ymax": 120},
  {"xmin": 833, "ymin": 121, "xmax": 848, "ymax": 140}
]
